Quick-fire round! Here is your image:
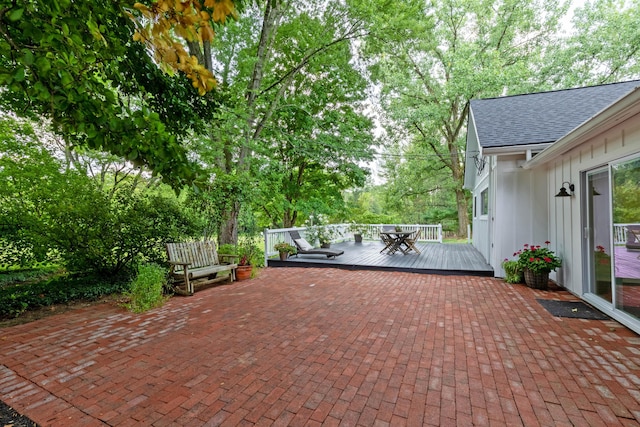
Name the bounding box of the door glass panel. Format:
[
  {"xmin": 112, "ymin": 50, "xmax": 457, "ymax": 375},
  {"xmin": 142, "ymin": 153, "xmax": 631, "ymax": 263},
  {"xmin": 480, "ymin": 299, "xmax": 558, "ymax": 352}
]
[
  {"xmin": 612, "ymin": 156, "xmax": 640, "ymax": 318},
  {"xmin": 588, "ymin": 170, "xmax": 612, "ymax": 301}
]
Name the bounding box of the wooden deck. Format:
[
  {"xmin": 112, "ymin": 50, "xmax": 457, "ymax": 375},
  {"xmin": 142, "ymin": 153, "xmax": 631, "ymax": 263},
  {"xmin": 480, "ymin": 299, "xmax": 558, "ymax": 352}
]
[
  {"xmin": 615, "ymin": 246, "xmax": 640, "ymax": 279},
  {"xmin": 268, "ymin": 240, "xmax": 494, "ymax": 276}
]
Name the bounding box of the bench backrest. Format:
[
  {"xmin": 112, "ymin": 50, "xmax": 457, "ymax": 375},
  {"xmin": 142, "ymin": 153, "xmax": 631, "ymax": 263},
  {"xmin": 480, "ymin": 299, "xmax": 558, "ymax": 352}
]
[{"xmin": 166, "ymin": 241, "xmax": 221, "ymax": 273}]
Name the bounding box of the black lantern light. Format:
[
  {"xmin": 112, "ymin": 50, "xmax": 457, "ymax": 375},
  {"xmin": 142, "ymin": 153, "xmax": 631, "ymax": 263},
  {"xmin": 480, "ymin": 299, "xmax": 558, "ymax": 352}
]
[{"xmin": 555, "ymin": 181, "xmax": 575, "ymax": 197}]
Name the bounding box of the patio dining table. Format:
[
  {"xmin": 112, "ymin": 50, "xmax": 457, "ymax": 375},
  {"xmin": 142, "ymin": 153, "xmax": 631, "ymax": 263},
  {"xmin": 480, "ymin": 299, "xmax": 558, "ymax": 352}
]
[{"xmin": 380, "ymin": 230, "xmax": 417, "ymax": 255}]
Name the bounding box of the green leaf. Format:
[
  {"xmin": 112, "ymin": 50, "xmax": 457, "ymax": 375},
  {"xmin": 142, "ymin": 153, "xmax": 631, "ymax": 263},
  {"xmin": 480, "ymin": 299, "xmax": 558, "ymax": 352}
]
[
  {"xmin": 13, "ymin": 67, "xmax": 25, "ymax": 82},
  {"xmin": 22, "ymin": 50, "xmax": 35, "ymax": 66},
  {"xmin": 8, "ymin": 8, "xmax": 24, "ymax": 21},
  {"xmin": 35, "ymin": 57, "xmax": 51, "ymax": 75}
]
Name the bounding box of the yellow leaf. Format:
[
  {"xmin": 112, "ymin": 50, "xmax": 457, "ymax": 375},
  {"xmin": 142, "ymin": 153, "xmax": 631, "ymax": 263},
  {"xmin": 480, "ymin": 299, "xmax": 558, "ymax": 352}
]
[
  {"xmin": 158, "ymin": 0, "xmax": 170, "ymax": 13},
  {"xmin": 133, "ymin": 2, "xmax": 148, "ymax": 11},
  {"xmin": 200, "ymin": 24, "xmax": 214, "ymax": 42},
  {"xmin": 161, "ymin": 48, "xmax": 178, "ymax": 64}
]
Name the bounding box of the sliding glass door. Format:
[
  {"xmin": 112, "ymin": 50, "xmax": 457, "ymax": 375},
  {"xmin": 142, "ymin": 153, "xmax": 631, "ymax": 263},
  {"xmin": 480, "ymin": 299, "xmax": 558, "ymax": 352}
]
[{"xmin": 612, "ymin": 156, "xmax": 640, "ymax": 318}]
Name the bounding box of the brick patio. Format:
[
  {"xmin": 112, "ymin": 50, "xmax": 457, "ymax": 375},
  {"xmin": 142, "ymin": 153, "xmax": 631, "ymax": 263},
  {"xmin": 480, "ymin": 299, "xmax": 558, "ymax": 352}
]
[{"xmin": 2, "ymin": 268, "xmax": 640, "ymax": 426}]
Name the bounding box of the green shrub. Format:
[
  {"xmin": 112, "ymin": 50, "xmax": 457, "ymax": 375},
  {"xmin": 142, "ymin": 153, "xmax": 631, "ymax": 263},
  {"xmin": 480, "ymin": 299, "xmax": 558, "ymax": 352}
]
[
  {"xmin": 502, "ymin": 259, "xmax": 523, "ymax": 284},
  {"xmin": 219, "ymin": 238, "xmax": 264, "ymax": 267},
  {"xmin": 124, "ymin": 263, "xmax": 167, "ymax": 313},
  {"xmin": 0, "ymin": 272, "xmax": 131, "ymax": 319},
  {"xmin": 0, "ymin": 126, "xmax": 200, "ymax": 275},
  {"xmin": 218, "ymin": 243, "xmax": 237, "ymax": 256},
  {"xmin": 0, "ymin": 266, "xmax": 61, "ymax": 288}
]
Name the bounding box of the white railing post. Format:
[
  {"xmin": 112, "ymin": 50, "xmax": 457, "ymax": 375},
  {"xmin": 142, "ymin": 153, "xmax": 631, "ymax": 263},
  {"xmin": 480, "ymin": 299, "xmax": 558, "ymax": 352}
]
[{"xmin": 264, "ymin": 228, "xmax": 269, "ymax": 266}]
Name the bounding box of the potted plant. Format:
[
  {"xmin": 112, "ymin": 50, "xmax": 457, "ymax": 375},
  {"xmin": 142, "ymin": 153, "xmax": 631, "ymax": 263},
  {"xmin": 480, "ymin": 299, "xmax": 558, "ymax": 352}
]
[
  {"xmin": 274, "ymin": 242, "xmax": 296, "ymax": 260},
  {"xmin": 515, "ymin": 241, "xmax": 562, "ymax": 290},
  {"xmin": 317, "ymin": 227, "xmax": 336, "ymax": 248},
  {"xmin": 303, "ymin": 214, "xmax": 341, "ymax": 248},
  {"xmin": 501, "ymin": 258, "xmax": 522, "ymax": 284},
  {"xmin": 348, "ymin": 222, "xmax": 367, "ymax": 243},
  {"xmin": 235, "ymin": 238, "xmax": 260, "ymax": 280}
]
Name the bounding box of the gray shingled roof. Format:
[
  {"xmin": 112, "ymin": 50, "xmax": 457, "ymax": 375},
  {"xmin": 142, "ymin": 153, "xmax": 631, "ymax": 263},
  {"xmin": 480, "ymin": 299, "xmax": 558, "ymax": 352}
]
[{"xmin": 470, "ymin": 80, "xmax": 640, "ymax": 149}]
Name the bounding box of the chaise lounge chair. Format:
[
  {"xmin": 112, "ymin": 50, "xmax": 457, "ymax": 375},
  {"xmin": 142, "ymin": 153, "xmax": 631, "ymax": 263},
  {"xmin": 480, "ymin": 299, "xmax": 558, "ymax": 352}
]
[
  {"xmin": 627, "ymin": 227, "xmax": 640, "ymax": 251},
  {"xmin": 289, "ymin": 230, "xmax": 344, "ymax": 259}
]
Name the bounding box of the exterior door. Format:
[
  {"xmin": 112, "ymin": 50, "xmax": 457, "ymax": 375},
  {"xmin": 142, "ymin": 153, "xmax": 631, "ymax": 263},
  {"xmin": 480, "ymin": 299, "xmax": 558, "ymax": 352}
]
[
  {"xmin": 585, "ymin": 169, "xmax": 612, "ymax": 302},
  {"xmin": 611, "ymin": 155, "xmax": 640, "ymax": 318}
]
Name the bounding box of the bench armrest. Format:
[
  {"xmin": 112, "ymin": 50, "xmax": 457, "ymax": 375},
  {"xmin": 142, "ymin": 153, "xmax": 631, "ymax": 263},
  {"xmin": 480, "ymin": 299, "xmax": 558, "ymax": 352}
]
[{"xmin": 218, "ymin": 254, "xmax": 239, "ymax": 264}]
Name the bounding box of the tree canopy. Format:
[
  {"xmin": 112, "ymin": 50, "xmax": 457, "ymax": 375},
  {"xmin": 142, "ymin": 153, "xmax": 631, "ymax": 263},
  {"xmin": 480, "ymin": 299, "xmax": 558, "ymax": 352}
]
[
  {"xmin": 0, "ymin": 0, "xmax": 226, "ymax": 187},
  {"xmin": 2, "ymin": 0, "xmax": 639, "ymax": 246}
]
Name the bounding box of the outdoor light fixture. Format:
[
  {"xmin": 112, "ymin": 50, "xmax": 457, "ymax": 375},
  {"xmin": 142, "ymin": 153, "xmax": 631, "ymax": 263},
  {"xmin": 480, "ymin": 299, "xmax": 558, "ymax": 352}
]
[
  {"xmin": 592, "ymin": 186, "xmax": 601, "ymax": 196},
  {"xmin": 555, "ymin": 181, "xmax": 575, "ymax": 197}
]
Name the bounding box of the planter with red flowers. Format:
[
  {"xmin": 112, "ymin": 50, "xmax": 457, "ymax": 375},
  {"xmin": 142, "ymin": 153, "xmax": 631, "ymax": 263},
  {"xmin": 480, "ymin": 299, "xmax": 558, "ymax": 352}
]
[{"xmin": 515, "ymin": 242, "xmax": 562, "ymax": 290}]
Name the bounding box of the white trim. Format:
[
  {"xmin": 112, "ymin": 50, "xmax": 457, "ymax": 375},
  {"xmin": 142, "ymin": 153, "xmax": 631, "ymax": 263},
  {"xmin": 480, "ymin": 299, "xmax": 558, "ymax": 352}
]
[{"xmin": 481, "ymin": 143, "xmax": 553, "ymax": 156}]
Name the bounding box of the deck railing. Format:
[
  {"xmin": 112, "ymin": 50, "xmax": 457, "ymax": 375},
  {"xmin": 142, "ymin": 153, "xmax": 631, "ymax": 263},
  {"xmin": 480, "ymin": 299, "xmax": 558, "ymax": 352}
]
[
  {"xmin": 263, "ymin": 223, "xmax": 443, "ymax": 264},
  {"xmin": 614, "ymin": 223, "xmax": 640, "ymax": 245}
]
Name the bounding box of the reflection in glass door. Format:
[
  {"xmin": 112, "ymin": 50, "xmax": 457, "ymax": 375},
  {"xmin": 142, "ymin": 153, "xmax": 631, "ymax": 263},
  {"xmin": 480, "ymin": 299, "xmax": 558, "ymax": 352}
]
[
  {"xmin": 586, "ymin": 170, "xmax": 612, "ymax": 302},
  {"xmin": 612, "ymin": 156, "xmax": 640, "ymax": 319}
]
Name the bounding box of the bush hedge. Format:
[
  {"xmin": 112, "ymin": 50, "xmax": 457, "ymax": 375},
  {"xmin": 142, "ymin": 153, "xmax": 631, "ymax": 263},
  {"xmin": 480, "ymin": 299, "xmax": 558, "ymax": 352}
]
[{"xmin": 0, "ymin": 272, "xmax": 131, "ymax": 319}]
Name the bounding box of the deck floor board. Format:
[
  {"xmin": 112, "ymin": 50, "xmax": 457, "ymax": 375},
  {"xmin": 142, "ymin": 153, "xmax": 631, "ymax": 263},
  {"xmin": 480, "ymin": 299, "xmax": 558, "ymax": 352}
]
[{"xmin": 269, "ymin": 240, "xmax": 494, "ymax": 276}]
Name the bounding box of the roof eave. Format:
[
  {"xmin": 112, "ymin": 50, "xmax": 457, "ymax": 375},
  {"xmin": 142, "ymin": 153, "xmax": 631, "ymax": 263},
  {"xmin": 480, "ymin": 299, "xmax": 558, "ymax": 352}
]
[
  {"xmin": 482, "ymin": 143, "xmax": 554, "ymax": 155},
  {"xmin": 522, "ymin": 87, "xmax": 640, "ymax": 170}
]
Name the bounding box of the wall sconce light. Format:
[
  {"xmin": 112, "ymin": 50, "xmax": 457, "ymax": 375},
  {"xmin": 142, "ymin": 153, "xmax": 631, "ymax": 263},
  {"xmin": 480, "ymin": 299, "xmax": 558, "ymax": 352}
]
[
  {"xmin": 555, "ymin": 181, "xmax": 575, "ymax": 197},
  {"xmin": 592, "ymin": 186, "xmax": 601, "ymax": 196}
]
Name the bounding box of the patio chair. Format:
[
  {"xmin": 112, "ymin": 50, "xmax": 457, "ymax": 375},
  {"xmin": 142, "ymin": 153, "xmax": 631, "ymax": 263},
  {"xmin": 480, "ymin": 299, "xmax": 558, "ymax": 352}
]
[
  {"xmin": 289, "ymin": 230, "xmax": 344, "ymax": 259},
  {"xmin": 404, "ymin": 229, "xmax": 421, "ymax": 254},
  {"xmin": 379, "ymin": 226, "xmax": 396, "ymax": 254}
]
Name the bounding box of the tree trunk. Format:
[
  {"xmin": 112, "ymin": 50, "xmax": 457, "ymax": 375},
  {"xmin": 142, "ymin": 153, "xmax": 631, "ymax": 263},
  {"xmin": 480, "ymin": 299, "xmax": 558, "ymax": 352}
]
[
  {"xmin": 455, "ymin": 188, "xmax": 469, "ymax": 238},
  {"xmin": 219, "ymin": 202, "xmax": 240, "ymax": 246},
  {"xmin": 282, "ymin": 209, "xmax": 296, "ymax": 228}
]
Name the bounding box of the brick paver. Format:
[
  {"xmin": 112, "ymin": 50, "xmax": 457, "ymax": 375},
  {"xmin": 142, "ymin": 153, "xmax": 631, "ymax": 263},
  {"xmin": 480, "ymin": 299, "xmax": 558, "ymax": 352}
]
[{"xmin": 2, "ymin": 267, "xmax": 640, "ymax": 426}]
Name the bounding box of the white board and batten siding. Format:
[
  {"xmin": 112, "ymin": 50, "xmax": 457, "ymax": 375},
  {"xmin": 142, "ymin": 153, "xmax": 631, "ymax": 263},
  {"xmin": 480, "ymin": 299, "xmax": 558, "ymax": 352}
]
[
  {"xmin": 545, "ymin": 109, "xmax": 640, "ymax": 296},
  {"xmin": 492, "ymin": 157, "xmax": 550, "ymax": 278}
]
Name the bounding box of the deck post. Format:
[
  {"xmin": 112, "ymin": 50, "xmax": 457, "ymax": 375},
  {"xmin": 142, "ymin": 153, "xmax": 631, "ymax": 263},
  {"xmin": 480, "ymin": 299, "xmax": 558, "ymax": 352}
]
[{"xmin": 263, "ymin": 228, "xmax": 269, "ymax": 267}]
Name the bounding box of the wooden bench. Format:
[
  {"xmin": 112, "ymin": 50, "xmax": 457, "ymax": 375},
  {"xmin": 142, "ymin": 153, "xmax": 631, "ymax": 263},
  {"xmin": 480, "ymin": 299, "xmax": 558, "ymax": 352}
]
[{"xmin": 166, "ymin": 241, "xmax": 238, "ymax": 295}]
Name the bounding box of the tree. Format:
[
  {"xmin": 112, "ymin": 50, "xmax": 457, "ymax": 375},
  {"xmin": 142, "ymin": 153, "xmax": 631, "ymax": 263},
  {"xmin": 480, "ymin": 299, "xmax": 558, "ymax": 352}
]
[
  {"xmin": 0, "ymin": 115, "xmax": 201, "ymax": 273},
  {"xmin": 539, "ymin": 0, "xmax": 640, "ymax": 88},
  {"xmin": 0, "ymin": 0, "xmax": 223, "ymax": 187},
  {"xmin": 147, "ymin": 0, "xmax": 375, "ymax": 243},
  {"xmin": 355, "ymin": 0, "xmax": 566, "ymax": 236},
  {"xmin": 251, "ymin": 10, "xmax": 375, "ymax": 228}
]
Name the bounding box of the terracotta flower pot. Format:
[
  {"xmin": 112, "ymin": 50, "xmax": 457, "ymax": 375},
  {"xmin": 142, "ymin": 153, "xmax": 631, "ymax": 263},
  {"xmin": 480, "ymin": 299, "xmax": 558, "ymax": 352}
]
[
  {"xmin": 236, "ymin": 265, "xmax": 252, "ymax": 281},
  {"xmin": 524, "ymin": 269, "xmax": 549, "ymax": 290},
  {"xmin": 279, "ymin": 251, "xmax": 289, "ymax": 261}
]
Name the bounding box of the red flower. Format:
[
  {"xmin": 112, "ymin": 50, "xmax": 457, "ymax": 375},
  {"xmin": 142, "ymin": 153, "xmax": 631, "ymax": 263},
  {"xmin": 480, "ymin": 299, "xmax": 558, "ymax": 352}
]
[
  {"xmin": 545, "ymin": 240, "xmax": 550, "ymax": 245},
  {"xmin": 544, "ymin": 257, "xmax": 552, "ymax": 263}
]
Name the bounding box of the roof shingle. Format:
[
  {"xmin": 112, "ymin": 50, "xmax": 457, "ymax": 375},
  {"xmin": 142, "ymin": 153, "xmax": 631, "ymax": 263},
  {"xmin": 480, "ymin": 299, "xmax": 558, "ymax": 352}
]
[{"xmin": 470, "ymin": 80, "xmax": 640, "ymax": 148}]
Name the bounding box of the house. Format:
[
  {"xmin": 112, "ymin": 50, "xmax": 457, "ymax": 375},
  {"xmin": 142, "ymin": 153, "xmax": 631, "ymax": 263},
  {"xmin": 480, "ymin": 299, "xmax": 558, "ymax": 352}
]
[{"xmin": 464, "ymin": 80, "xmax": 640, "ymax": 333}]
